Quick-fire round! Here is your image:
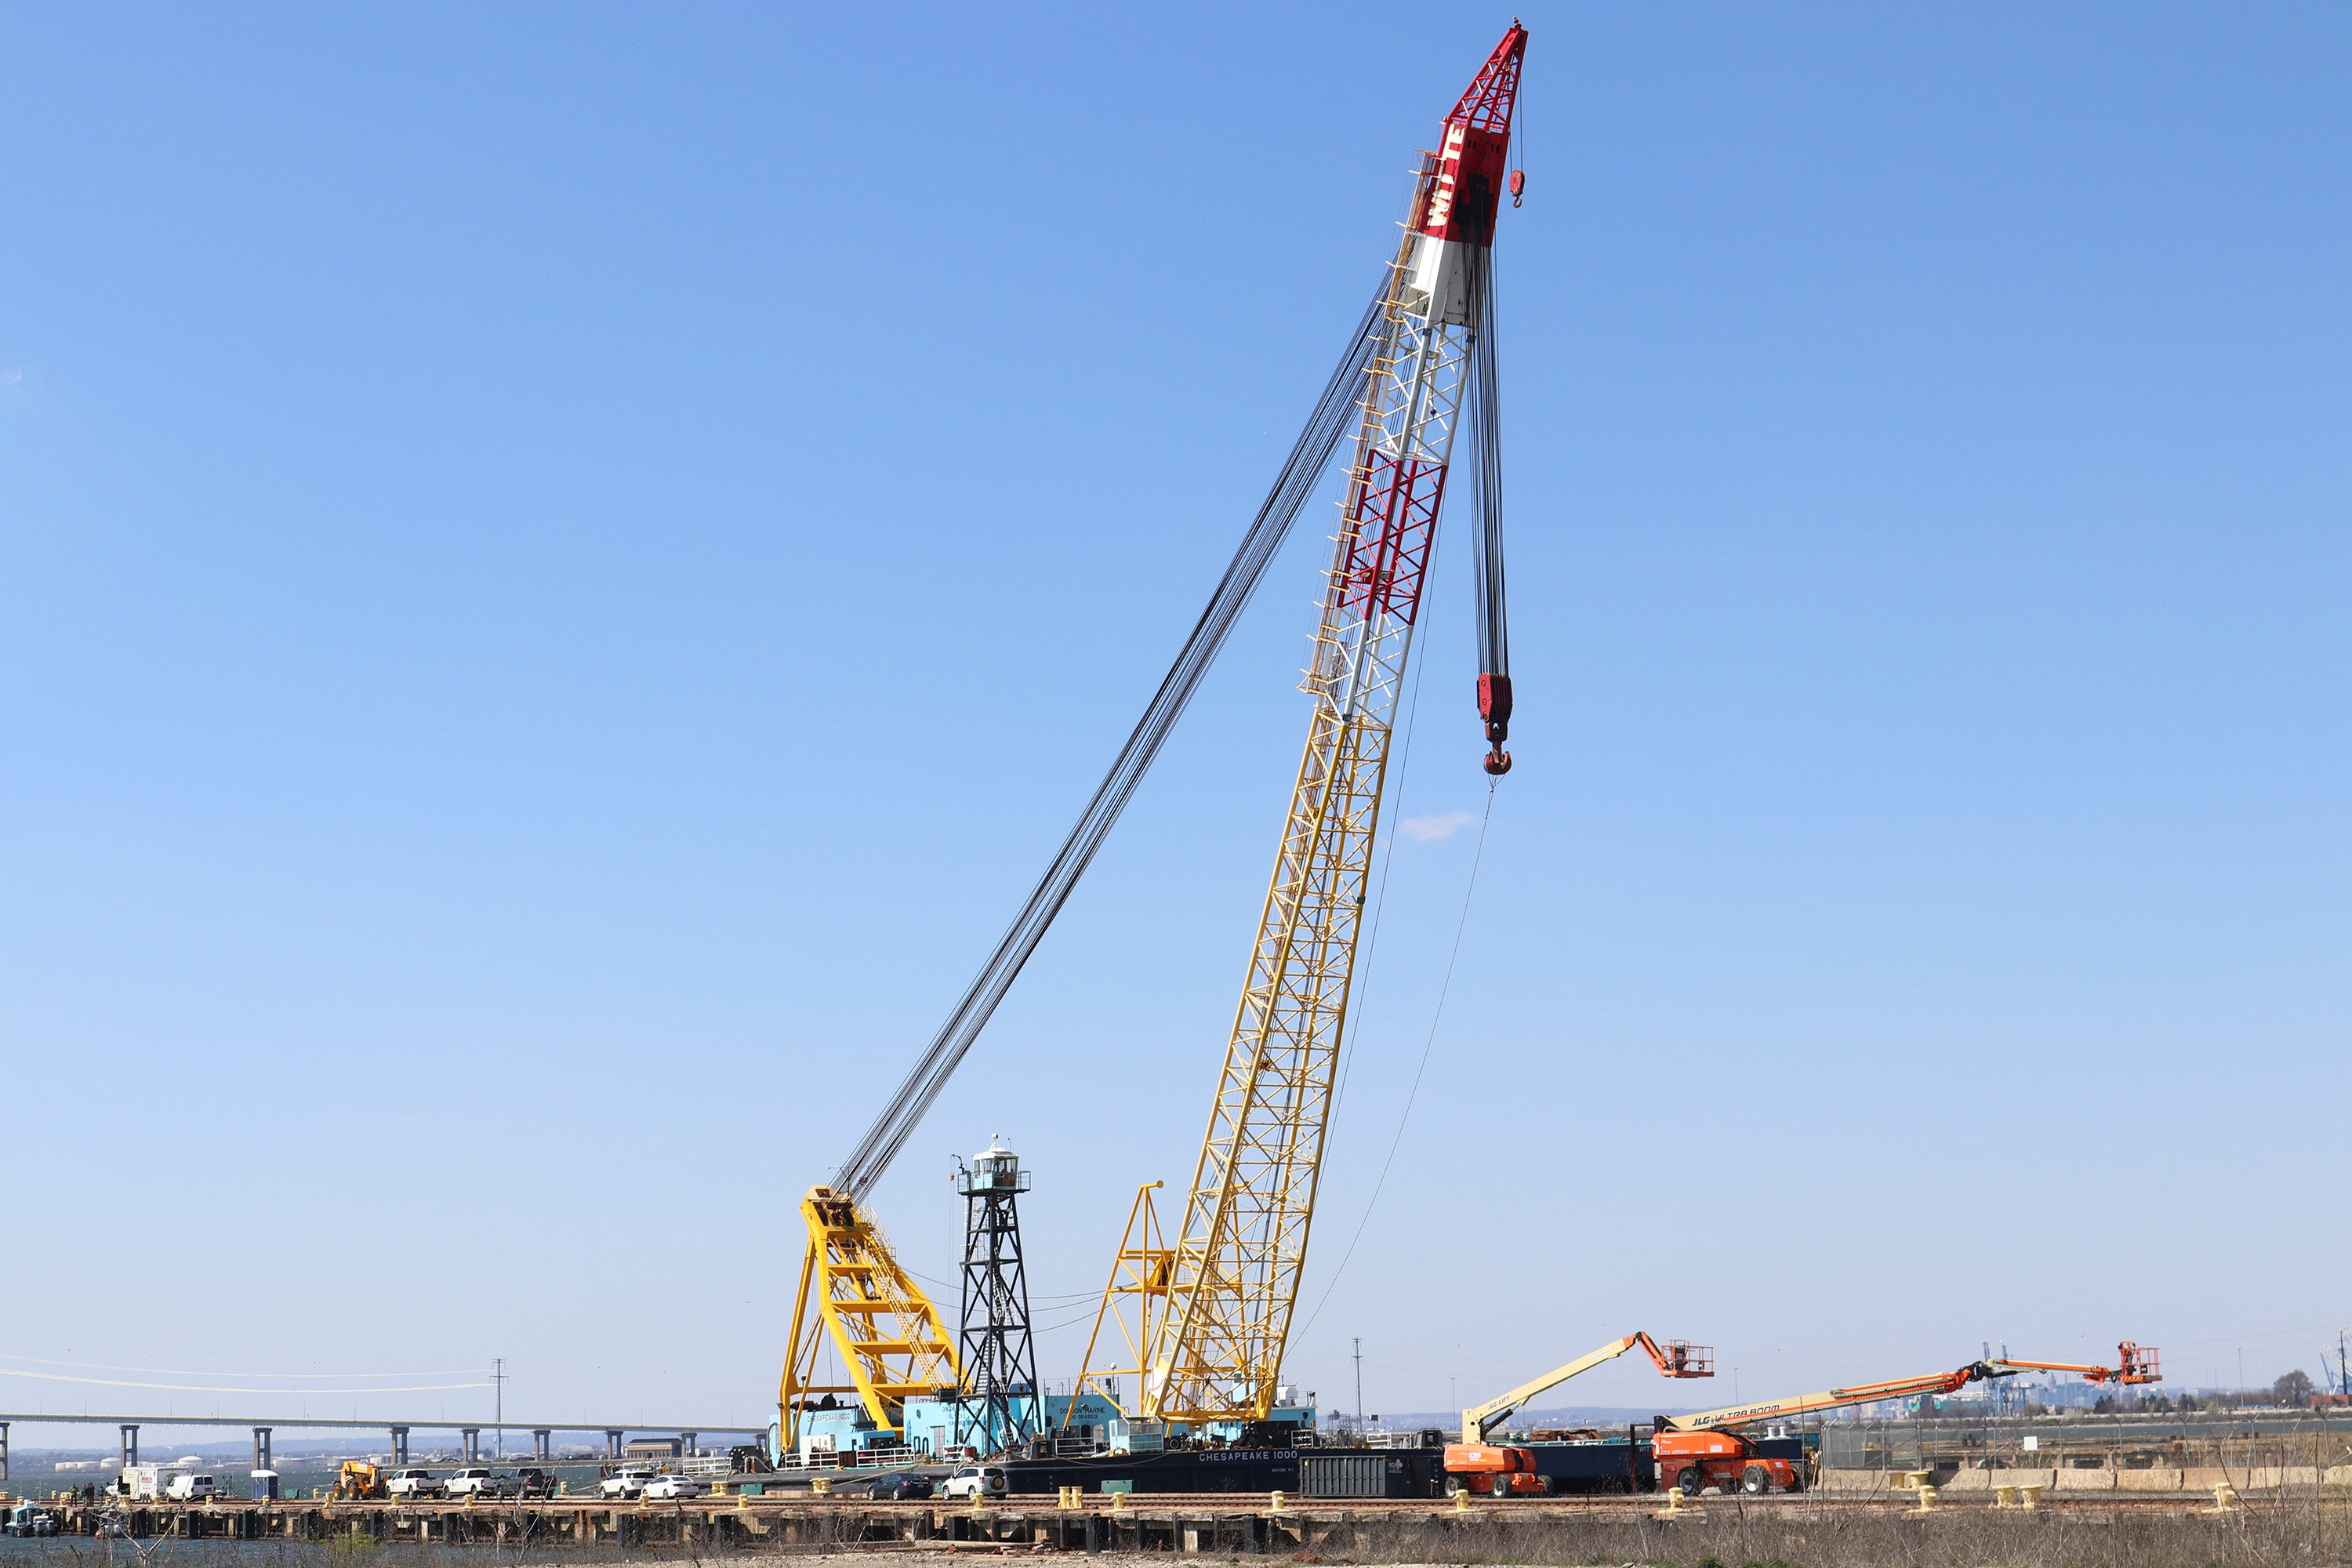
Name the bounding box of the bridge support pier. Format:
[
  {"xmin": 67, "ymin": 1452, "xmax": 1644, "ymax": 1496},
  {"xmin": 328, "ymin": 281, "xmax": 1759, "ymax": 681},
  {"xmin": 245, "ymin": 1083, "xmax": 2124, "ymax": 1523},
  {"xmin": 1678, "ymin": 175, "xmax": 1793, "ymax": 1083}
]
[
  {"xmin": 682, "ymin": 1431, "xmax": 697, "ymax": 1457},
  {"xmin": 605, "ymin": 1430, "xmax": 624, "ymax": 1459},
  {"xmin": 252, "ymin": 1427, "xmax": 273, "ymax": 1475},
  {"xmin": 391, "ymin": 1427, "xmax": 410, "ymax": 1466},
  {"xmin": 121, "ymin": 1425, "xmax": 140, "ymax": 1470},
  {"xmin": 532, "ymin": 1430, "xmax": 552, "ymax": 1462},
  {"xmin": 462, "ymin": 1428, "xmax": 480, "ymax": 1463},
  {"xmin": 2, "ymin": 1420, "xmax": 9, "ymax": 1482}
]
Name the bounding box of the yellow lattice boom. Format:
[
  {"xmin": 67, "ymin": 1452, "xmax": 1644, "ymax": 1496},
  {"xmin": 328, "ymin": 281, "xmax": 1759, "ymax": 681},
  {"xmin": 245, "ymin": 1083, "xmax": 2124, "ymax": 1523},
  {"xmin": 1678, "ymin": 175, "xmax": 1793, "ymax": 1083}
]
[
  {"xmin": 1130, "ymin": 191, "xmax": 1479, "ymax": 1423},
  {"xmin": 778, "ymin": 1186, "xmax": 960, "ymax": 1452}
]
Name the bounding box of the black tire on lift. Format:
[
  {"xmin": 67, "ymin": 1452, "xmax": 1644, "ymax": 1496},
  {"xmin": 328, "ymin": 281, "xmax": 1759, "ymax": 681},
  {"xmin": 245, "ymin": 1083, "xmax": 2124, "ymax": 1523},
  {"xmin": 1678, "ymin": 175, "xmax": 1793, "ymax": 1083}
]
[
  {"xmin": 1677, "ymin": 1465, "xmax": 1704, "ymax": 1496},
  {"xmin": 1741, "ymin": 1465, "xmax": 1769, "ymax": 1495},
  {"xmin": 1490, "ymin": 1473, "xmax": 1513, "ymax": 1498}
]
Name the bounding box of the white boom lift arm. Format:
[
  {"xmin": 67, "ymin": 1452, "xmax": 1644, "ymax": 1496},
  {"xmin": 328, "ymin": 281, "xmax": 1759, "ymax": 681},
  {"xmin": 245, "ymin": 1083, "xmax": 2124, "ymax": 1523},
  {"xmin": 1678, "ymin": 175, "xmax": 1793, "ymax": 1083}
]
[{"xmin": 1463, "ymin": 1334, "xmax": 1714, "ymax": 1443}]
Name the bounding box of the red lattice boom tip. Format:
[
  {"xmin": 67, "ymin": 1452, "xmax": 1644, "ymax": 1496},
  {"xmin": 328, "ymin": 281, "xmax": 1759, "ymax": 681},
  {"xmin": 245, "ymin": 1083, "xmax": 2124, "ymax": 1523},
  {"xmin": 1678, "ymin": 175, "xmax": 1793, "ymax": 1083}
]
[{"xmin": 1448, "ymin": 20, "xmax": 1529, "ymax": 135}]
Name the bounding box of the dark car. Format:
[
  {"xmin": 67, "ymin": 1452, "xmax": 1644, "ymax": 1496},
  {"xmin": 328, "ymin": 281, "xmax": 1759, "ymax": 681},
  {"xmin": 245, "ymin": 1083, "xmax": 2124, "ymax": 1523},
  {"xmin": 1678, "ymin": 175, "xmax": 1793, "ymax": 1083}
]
[
  {"xmin": 844, "ymin": 1471, "xmax": 935, "ymax": 1501},
  {"xmin": 511, "ymin": 1468, "xmax": 557, "ymax": 1499}
]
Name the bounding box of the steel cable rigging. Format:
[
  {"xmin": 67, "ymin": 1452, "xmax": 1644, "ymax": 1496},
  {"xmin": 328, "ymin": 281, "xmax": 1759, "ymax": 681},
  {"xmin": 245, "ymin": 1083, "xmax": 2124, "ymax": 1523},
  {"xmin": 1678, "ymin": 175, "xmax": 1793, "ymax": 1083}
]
[
  {"xmin": 834, "ymin": 289, "xmax": 1393, "ymax": 1203},
  {"xmin": 1465, "ymin": 250, "xmax": 1512, "ymax": 775}
]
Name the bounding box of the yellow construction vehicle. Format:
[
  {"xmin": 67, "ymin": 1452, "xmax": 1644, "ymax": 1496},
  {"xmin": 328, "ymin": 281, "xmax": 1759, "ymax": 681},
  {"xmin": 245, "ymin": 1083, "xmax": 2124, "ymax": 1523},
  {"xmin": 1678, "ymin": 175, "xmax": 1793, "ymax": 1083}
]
[
  {"xmin": 1446, "ymin": 1333, "xmax": 1711, "ymax": 1496},
  {"xmin": 328, "ymin": 1461, "xmax": 386, "ymax": 1501}
]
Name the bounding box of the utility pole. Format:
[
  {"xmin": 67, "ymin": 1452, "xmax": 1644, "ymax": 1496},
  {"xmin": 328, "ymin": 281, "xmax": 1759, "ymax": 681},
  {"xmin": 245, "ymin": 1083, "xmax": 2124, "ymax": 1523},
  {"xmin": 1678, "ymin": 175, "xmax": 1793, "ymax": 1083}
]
[
  {"xmin": 1353, "ymin": 1340, "xmax": 1364, "ymax": 1436},
  {"xmin": 493, "ymin": 1359, "xmax": 506, "ymax": 1458}
]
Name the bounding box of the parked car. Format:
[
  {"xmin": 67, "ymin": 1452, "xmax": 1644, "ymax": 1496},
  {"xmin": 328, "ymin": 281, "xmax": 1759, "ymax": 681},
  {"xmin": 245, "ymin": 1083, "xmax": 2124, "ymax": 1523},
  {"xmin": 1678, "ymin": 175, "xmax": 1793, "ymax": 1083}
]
[
  {"xmin": 641, "ymin": 1474, "xmax": 706, "ymax": 1500},
  {"xmin": 164, "ymin": 1474, "xmax": 217, "ymax": 1502},
  {"xmin": 443, "ymin": 1468, "xmax": 516, "ymax": 1498},
  {"xmin": 385, "ymin": 1468, "xmax": 443, "ymax": 1498},
  {"xmin": 940, "ymin": 1465, "xmax": 1007, "ymax": 1501},
  {"xmin": 599, "ymin": 1467, "xmax": 656, "ymax": 1499},
  {"xmin": 511, "ymin": 1468, "xmax": 557, "ymax": 1499},
  {"xmin": 840, "ymin": 1470, "xmax": 933, "ymax": 1501}
]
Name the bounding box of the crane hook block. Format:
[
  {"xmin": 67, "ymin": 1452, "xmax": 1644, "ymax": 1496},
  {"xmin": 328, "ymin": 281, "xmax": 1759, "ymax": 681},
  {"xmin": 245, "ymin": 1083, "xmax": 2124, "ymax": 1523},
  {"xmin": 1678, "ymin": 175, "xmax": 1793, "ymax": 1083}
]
[
  {"xmin": 1483, "ymin": 748, "xmax": 1513, "ymax": 776},
  {"xmin": 1478, "ymin": 672, "xmax": 1513, "ymax": 745},
  {"xmin": 1508, "ymin": 169, "xmax": 1526, "ymax": 208}
]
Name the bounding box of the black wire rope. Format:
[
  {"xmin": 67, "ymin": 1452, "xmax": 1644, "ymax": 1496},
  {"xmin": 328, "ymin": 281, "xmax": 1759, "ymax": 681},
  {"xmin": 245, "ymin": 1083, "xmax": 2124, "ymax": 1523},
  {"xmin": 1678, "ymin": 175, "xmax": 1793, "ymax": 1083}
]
[
  {"xmin": 836, "ymin": 285, "xmax": 1394, "ymax": 1201},
  {"xmin": 1465, "ymin": 251, "xmax": 1513, "ymax": 773}
]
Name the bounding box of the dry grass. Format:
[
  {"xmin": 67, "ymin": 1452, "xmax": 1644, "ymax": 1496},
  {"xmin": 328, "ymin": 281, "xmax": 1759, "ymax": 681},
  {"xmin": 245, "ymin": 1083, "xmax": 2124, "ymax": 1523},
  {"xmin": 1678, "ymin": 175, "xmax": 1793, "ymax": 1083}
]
[
  {"xmin": 1321, "ymin": 1502, "xmax": 2352, "ymax": 1568},
  {"xmin": 20, "ymin": 1506, "xmax": 2349, "ymax": 1568}
]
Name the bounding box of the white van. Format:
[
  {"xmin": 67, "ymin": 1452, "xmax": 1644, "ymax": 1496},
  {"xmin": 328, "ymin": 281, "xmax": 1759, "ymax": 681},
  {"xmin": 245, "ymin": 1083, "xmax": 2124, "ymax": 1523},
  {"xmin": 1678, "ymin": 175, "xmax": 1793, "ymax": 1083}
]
[{"xmin": 165, "ymin": 1474, "xmax": 216, "ymax": 1501}]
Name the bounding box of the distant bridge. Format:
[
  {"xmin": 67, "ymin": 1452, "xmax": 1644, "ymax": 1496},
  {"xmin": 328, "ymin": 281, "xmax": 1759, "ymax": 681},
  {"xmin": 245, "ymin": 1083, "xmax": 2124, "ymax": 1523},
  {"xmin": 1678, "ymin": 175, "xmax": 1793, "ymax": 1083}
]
[{"xmin": 0, "ymin": 1410, "xmax": 768, "ymax": 1479}]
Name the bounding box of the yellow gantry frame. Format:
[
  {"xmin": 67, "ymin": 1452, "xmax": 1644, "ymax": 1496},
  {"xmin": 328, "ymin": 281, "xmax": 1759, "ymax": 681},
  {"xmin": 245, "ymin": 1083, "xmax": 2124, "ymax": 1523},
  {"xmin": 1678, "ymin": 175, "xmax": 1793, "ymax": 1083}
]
[
  {"xmin": 777, "ymin": 1185, "xmax": 960, "ymax": 1454},
  {"xmin": 1065, "ymin": 1182, "xmax": 1173, "ymax": 1420}
]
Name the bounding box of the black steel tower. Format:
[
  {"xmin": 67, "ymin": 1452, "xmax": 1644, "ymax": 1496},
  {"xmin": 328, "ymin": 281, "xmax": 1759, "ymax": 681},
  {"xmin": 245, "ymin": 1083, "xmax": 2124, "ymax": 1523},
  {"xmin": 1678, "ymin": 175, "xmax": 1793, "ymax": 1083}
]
[{"xmin": 954, "ymin": 1139, "xmax": 1039, "ymax": 1454}]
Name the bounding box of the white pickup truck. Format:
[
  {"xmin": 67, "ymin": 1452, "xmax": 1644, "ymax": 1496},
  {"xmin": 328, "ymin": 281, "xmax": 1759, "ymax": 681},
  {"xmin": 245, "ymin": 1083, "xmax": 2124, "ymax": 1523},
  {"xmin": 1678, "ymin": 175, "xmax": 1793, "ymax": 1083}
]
[
  {"xmin": 385, "ymin": 1468, "xmax": 442, "ymax": 1498},
  {"xmin": 443, "ymin": 1468, "xmax": 515, "ymax": 1498}
]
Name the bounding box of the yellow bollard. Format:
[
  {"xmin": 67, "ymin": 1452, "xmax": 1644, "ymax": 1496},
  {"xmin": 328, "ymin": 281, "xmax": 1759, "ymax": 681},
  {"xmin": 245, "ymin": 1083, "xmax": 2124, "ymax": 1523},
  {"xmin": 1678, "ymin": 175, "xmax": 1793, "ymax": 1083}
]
[
  {"xmin": 1452, "ymin": 1487, "xmax": 1472, "ymax": 1513},
  {"xmin": 809, "ymin": 1477, "xmax": 831, "ymax": 1497},
  {"xmin": 1269, "ymin": 1490, "xmax": 1285, "ymax": 1512},
  {"xmin": 2194, "ymin": 1484, "xmax": 2241, "ymax": 1516},
  {"xmin": 1109, "ymin": 1490, "xmax": 1127, "ymax": 1513},
  {"xmin": 1898, "ymin": 1470, "xmax": 1931, "ymax": 1492},
  {"xmin": 1058, "ymin": 1486, "xmax": 1083, "ymax": 1511},
  {"xmin": 1993, "ymin": 1485, "xmax": 2019, "ymax": 1509},
  {"xmin": 1650, "ymin": 1485, "xmax": 1697, "ymax": 1520},
  {"xmin": 2020, "ymin": 1483, "xmax": 2042, "ymax": 1511},
  {"xmin": 1907, "ymin": 1483, "xmax": 1938, "ymax": 1515}
]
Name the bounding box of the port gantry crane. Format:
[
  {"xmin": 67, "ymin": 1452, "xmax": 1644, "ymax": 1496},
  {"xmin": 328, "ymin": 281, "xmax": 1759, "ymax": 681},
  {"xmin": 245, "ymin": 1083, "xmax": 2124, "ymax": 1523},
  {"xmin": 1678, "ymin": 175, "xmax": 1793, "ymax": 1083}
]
[{"xmin": 781, "ymin": 20, "xmax": 1527, "ymax": 1454}]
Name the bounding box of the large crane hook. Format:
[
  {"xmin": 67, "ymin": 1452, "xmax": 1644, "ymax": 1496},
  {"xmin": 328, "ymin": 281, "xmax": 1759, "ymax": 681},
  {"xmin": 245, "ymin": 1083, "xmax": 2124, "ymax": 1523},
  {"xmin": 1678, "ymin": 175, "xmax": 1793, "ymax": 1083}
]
[{"xmin": 1479, "ymin": 672, "xmax": 1512, "ymax": 775}]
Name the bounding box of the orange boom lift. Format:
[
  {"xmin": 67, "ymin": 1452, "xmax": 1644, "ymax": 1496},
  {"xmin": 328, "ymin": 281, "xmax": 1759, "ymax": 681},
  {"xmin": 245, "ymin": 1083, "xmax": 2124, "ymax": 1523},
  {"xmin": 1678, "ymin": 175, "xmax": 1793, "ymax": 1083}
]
[{"xmin": 1650, "ymin": 1343, "xmax": 2161, "ymax": 1497}]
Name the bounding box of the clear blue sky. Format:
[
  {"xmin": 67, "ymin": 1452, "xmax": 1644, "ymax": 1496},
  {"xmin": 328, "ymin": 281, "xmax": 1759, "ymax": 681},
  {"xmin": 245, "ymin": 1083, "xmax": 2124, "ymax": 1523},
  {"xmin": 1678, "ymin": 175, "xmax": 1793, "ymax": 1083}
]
[{"xmin": 4, "ymin": 2, "xmax": 2347, "ymax": 1442}]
